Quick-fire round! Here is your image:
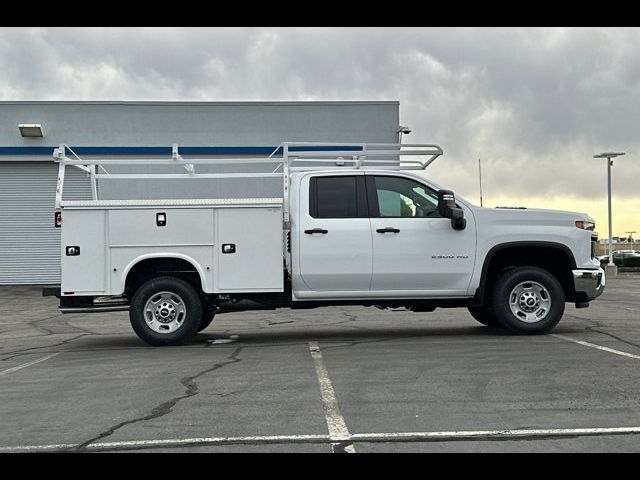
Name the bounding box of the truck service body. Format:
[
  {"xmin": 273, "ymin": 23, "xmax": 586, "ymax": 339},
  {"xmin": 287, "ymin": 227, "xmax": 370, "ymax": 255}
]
[{"xmin": 45, "ymin": 142, "xmax": 605, "ymax": 345}]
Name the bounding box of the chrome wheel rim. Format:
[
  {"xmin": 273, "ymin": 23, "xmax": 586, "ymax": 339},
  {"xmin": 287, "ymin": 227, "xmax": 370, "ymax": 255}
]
[
  {"xmin": 144, "ymin": 291, "xmax": 187, "ymax": 334},
  {"xmin": 509, "ymin": 281, "xmax": 551, "ymax": 324}
]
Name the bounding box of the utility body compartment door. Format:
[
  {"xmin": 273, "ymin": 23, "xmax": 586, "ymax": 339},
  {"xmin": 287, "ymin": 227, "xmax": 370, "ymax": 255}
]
[
  {"xmin": 216, "ymin": 207, "xmax": 284, "ymax": 292},
  {"xmin": 60, "ymin": 209, "xmax": 106, "ymax": 294}
]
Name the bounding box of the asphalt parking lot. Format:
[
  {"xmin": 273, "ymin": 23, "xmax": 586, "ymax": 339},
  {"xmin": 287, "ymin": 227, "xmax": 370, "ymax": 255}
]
[{"xmin": 1, "ymin": 275, "xmax": 640, "ymax": 453}]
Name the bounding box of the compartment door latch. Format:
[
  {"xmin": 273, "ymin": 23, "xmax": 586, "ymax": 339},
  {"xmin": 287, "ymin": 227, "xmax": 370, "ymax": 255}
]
[
  {"xmin": 222, "ymin": 244, "xmax": 236, "ymax": 254},
  {"xmin": 156, "ymin": 212, "xmax": 167, "ymax": 227}
]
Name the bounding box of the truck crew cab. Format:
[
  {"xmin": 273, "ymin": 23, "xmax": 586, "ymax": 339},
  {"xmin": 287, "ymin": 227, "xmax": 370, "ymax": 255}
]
[{"xmin": 45, "ymin": 142, "xmax": 605, "ymax": 346}]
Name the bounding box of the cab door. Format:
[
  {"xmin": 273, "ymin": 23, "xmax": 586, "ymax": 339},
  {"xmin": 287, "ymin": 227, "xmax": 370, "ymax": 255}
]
[
  {"xmin": 367, "ymin": 174, "xmax": 476, "ymax": 295},
  {"xmin": 296, "ymin": 173, "xmax": 372, "ymax": 292}
]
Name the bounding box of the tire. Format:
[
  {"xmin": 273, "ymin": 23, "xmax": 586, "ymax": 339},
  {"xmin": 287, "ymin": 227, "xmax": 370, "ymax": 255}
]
[
  {"xmin": 467, "ymin": 306, "xmax": 501, "ymax": 327},
  {"xmin": 491, "ymin": 267, "xmax": 565, "ymax": 335},
  {"xmin": 129, "ymin": 276, "xmax": 203, "ymax": 346}
]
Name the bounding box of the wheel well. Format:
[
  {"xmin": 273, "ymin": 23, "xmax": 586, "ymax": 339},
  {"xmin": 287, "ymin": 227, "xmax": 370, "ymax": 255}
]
[
  {"xmin": 479, "ymin": 245, "xmax": 576, "ymax": 304},
  {"xmin": 125, "ymin": 258, "xmax": 204, "ymax": 296}
]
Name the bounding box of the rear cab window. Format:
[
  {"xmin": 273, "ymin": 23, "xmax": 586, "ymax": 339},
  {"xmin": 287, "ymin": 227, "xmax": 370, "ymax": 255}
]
[{"xmin": 309, "ymin": 175, "xmax": 368, "ymax": 218}]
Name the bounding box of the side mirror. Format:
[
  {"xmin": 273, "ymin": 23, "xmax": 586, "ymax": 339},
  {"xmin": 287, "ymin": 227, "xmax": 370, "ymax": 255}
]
[{"xmin": 438, "ymin": 190, "xmax": 467, "ymax": 231}]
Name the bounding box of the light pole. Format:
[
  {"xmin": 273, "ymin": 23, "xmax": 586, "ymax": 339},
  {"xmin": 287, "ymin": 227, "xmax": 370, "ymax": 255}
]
[
  {"xmin": 594, "ymin": 152, "xmax": 625, "ymax": 270},
  {"xmin": 397, "ymin": 126, "xmax": 411, "ymax": 144},
  {"xmin": 627, "ymin": 231, "xmax": 637, "ymax": 250}
]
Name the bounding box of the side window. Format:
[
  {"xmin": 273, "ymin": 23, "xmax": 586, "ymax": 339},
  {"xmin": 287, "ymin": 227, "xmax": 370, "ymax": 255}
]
[
  {"xmin": 310, "ymin": 176, "xmax": 364, "ymax": 219},
  {"xmin": 372, "ymin": 176, "xmax": 441, "ymax": 218}
]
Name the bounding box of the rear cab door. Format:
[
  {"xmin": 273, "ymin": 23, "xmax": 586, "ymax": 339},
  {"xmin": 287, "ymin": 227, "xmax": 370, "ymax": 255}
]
[{"xmin": 292, "ymin": 172, "xmax": 372, "ymax": 298}]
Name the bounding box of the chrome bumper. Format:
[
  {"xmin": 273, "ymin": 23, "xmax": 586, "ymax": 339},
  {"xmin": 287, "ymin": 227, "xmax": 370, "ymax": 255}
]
[{"xmin": 573, "ymin": 268, "xmax": 606, "ymax": 302}]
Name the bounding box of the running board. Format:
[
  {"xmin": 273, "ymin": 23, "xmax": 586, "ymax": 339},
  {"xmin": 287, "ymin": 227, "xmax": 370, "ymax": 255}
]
[
  {"xmin": 59, "ymin": 295, "xmax": 129, "ymax": 314},
  {"xmin": 60, "ymin": 305, "xmax": 130, "ymax": 314}
]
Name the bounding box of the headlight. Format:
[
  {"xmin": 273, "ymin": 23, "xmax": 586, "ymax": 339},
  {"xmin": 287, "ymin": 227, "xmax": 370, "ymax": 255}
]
[{"xmin": 576, "ymin": 221, "xmax": 596, "ymax": 231}]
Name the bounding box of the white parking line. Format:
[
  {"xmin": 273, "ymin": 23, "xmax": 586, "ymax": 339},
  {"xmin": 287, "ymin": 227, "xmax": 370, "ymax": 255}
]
[
  {"xmin": 351, "ymin": 426, "xmax": 640, "ymax": 442},
  {"xmin": 2, "ymin": 426, "xmax": 640, "ymax": 452},
  {"xmin": 308, "ymin": 341, "xmax": 355, "ymax": 453},
  {"xmin": 0, "ymin": 353, "xmax": 60, "ymax": 377},
  {"xmin": 0, "ymin": 434, "xmax": 330, "ymax": 452},
  {"xmin": 552, "ymin": 334, "xmax": 640, "ymax": 360}
]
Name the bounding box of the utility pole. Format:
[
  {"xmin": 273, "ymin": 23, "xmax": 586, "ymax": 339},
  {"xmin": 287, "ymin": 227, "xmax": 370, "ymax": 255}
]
[
  {"xmin": 478, "ymin": 158, "xmax": 484, "ymax": 207},
  {"xmin": 594, "ymin": 152, "xmax": 625, "ymax": 276}
]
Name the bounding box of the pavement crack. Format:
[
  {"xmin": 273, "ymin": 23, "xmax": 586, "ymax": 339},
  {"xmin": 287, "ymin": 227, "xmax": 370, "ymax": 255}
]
[
  {"xmin": 319, "ymin": 337, "xmax": 395, "ymax": 352},
  {"xmin": 565, "ymin": 314, "xmax": 640, "ymax": 350},
  {"xmin": 266, "ymin": 320, "xmax": 295, "ymax": 326},
  {"xmin": 585, "ymin": 327, "xmax": 640, "ymax": 351},
  {"xmin": 1, "ymin": 334, "xmax": 89, "ymax": 362},
  {"xmin": 60, "ymin": 321, "xmax": 99, "ymax": 336},
  {"xmin": 214, "ymin": 391, "xmax": 238, "ymax": 398},
  {"xmin": 566, "ymin": 314, "xmax": 605, "ymax": 326},
  {"xmin": 335, "ymin": 312, "xmax": 368, "ymax": 330},
  {"xmin": 73, "ymin": 346, "xmax": 244, "ymax": 452},
  {"xmin": 28, "ymin": 314, "xmax": 63, "ymax": 335},
  {"xmin": 18, "ymin": 312, "xmax": 97, "ymax": 337},
  {"xmin": 339, "ymin": 311, "xmax": 358, "ymax": 323}
]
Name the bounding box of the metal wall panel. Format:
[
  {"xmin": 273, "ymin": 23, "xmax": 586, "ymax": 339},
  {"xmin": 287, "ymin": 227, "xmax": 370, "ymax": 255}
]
[
  {"xmin": 0, "ymin": 102, "xmax": 400, "ymax": 147},
  {"xmin": 0, "ymin": 162, "xmax": 92, "ymax": 284}
]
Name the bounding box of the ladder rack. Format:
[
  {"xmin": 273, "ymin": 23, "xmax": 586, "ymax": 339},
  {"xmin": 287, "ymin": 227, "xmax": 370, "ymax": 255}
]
[{"xmin": 53, "ymin": 142, "xmax": 444, "ymax": 219}]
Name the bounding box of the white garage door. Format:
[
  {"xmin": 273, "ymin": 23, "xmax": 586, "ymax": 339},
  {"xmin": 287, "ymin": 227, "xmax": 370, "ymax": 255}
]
[{"xmin": 0, "ymin": 162, "xmax": 92, "ymax": 285}]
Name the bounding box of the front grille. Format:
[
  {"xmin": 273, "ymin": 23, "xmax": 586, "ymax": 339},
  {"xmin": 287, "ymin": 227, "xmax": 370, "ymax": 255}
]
[{"xmin": 591, "ymin": 235, "xmax": 598, "ymax": 258}]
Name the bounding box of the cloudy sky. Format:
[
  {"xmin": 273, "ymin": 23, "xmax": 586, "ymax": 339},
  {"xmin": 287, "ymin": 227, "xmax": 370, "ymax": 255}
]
[{"xmin": 1, "ymin": 27, "xmax": 638, "ymax": 236}]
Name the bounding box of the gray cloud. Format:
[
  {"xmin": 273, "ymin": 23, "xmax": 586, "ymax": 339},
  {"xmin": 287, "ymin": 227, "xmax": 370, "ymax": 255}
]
[{"xmin": 1, "ymin": 26, "xmax": 638, "ymax": 201}]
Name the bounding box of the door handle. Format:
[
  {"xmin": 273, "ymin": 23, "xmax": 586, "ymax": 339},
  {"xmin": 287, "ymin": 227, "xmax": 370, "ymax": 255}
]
[
  {"xmin": 376, "ymin": 228, "xmax": 401, "ymax": 234},
  {"xmin": 305, "ymin": 228, "xmax": 329, "ymax": 235}
]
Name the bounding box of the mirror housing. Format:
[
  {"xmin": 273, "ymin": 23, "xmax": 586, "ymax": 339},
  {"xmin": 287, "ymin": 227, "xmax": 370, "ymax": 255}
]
[{"xmin": 438, "ymin": 190, "xmax": 467, "ymax": 231}]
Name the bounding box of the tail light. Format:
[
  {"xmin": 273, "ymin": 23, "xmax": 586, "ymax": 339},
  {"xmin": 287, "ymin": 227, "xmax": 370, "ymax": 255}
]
[{"xmin": 55, "ymin": 211, "xmax": 62, "ymax": 228}]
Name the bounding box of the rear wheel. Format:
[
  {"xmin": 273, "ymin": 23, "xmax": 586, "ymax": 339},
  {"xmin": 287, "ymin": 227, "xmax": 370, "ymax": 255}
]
[
  {"xmin": 467, "ymin": 306, "xmax": 500, "ymax": 327},
  {"xmin": 491, "ymin": 267, "xmax": 565, "ymax": 334},
  {"xmin": 130, "ymin": 276, "xmax": 202, "ymax": 346}
]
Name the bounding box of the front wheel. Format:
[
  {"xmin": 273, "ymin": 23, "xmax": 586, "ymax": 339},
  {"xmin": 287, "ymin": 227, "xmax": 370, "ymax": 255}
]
[
  {"xmin": 130, "ymin": 276, "xmax": 203, "ymax": 346},
  {"xmin": 491, "ymin": 267, "xmax": 565, "ymax": 335}
]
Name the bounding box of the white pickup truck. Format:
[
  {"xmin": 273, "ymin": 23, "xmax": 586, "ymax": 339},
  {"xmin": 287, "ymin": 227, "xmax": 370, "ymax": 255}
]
[{"xmin": 44, "ymin": 142, "xmax": 605, "ymax": 346}]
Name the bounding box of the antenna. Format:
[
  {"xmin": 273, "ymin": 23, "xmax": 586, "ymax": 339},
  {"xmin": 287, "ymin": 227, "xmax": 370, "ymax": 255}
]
[{"xmin": 478, "ymin": 158, "xmax": 484, "ymax": 207}]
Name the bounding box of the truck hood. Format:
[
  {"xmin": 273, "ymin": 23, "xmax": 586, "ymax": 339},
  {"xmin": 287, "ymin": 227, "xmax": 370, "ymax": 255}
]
[{"xmin": 472, "ymin": 206, "xmax": 594, "ymax": 227}]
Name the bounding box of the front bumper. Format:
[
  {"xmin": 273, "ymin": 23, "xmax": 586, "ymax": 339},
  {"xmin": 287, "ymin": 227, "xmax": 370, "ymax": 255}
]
[{"xmin": 573, "ymin": 268, "xmax": 605, "ymax": 303}]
